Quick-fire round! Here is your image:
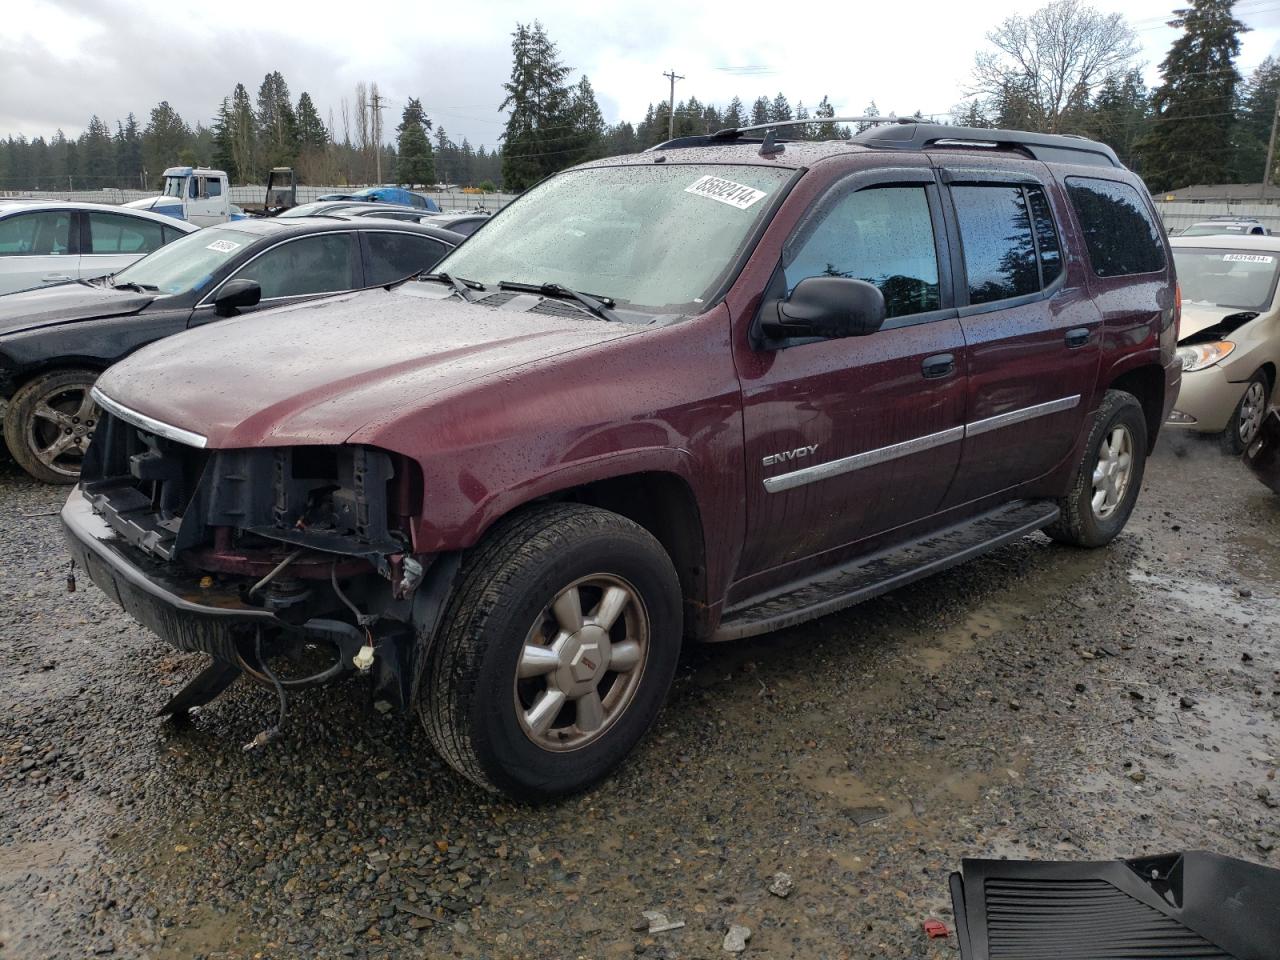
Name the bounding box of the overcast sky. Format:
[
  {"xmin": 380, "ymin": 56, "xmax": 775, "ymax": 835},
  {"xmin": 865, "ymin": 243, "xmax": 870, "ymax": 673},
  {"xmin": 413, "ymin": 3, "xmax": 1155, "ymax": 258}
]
[{"xmin": 2, "ymin": 0, "xmax": 1277, "ymax": 150}]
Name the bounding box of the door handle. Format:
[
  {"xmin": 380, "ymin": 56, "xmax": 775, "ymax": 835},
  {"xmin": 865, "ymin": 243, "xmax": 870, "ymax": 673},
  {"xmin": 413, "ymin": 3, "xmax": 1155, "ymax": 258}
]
[
  {"xmin": 41, "ymin": 274, "xmax": 73, "ymax": 283},
  {"xmin": 921, "ymin": 353, "xmax": 955, "ymax": 379},
  {"xmin": 1065, "ymin": 327, "xmax": 1091, "ymax": 348}
]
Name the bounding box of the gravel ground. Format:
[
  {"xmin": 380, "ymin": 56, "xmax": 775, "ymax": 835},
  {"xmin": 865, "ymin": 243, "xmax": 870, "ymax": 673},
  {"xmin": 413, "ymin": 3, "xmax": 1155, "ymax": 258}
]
[{"xmin": 1, "ymin": 433, "xmax": 1277, "ymax": 959}]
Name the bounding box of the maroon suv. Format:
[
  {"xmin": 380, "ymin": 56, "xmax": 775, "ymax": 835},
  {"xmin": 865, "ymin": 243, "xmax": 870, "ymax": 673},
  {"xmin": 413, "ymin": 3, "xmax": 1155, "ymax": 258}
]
[{"xmin": 62, "ymin": 122, "xmax": 1180, "ymax": 799}]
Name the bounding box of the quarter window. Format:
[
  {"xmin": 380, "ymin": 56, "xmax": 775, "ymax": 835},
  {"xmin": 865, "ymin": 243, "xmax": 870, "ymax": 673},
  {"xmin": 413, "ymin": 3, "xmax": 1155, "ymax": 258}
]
[
  {"xmin": 784, "ymin": 186, "xmax": 941, "ymax": 319},
  {"xmin": 1066, "ymin": 177, "xmax": 1165, "ymax": 277},
  {"xmin": 363, "ymin": 232, "xmax": 450, "ymax": 286},
  {"xmin": 0, "ymin": 211, "xmax": 73, "ymax": 256},
  {"xmin": 88, "ymin": 212, "xmax": 166, "ymax": 255},
  {"xmin": 233, "ymin": 234, "xmax": 357, "ymax": 299}
]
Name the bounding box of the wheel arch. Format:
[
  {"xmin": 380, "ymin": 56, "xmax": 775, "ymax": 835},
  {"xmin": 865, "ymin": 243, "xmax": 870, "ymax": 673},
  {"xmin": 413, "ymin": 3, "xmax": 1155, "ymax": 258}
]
[{"xmin": 1106, "ymin": 363, "xmax": 1165, "ymax": 453}]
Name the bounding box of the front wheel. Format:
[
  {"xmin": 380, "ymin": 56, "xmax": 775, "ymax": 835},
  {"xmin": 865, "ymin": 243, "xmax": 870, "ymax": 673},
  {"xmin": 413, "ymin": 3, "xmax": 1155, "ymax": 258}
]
[
  {"xmin": 1046, "ymin": 389, "xmax": 1148, "ymax": 548},
  {"xmin": 1221, "ymin": 370, "xmax": 1269, "ymax": 455},
  {"xmin": 2, "ymin": 368, "xmax": 100, "ymax": 484},
  {"xmin": 419, "ymin": 503, "xmax": 682, "ymax": 800}
]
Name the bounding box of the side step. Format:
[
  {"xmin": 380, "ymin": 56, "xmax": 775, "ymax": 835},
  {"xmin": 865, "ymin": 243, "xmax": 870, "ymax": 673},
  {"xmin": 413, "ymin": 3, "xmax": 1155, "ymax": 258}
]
[{"xmin": 713, "ymin": 499, "xmax": 1059, "ymax": 641}]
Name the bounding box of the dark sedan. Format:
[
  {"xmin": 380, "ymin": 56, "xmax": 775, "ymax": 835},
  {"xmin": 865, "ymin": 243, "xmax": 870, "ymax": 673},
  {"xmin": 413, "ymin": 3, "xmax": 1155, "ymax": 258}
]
[{"xmin": 0, "ymin": 216, "xmax": 463, "ymax": 482}]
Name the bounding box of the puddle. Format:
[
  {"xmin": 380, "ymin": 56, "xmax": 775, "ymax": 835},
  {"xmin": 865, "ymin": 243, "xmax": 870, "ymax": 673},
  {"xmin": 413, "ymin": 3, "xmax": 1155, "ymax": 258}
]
[{"xmin": 909, "ymin": 608, "xmax": 1012, "ymax": 675}]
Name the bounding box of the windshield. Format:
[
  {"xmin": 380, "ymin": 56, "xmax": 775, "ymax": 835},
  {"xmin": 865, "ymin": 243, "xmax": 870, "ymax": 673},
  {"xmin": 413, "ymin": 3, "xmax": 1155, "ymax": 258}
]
[
  {"xmin": 435, "ymin": 163, "xmax": 793, "ymax": 313},
  {"xmin": 1173, "ymin": 248, "xmax": 1280, "ymax": 311},
  {"xmin": 112, "ymin": 226, "xmax": 257, "ymax": 295},
  {"xmin": 1182, "ymin": 223, "xmax": 1256, "ymax": 236},
  {"xmin": 162, "ymin": 176, "xmax": 186, "ymax": 199}
]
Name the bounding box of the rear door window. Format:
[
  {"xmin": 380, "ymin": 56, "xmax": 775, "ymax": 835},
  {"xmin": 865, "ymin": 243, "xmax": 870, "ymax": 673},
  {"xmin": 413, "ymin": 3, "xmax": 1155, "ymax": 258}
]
[
  {"xmin": 0, "ymin": 211, "xmax": 73, "ymax": 256},
  {"xmin": 1065, "ymin": 177, "xmax": 1165, "ymax": 277},
  {"xmin": 233, "ymin": 233, "xmax": 358, "ymax": 299},
  {"xmin": 362, "ymin": 232, "xmax": 450, "ymax": 285},
  {"xmin": 951, "ymin": 184, "xmax": 1064, "ymax": 303},
  {"xmin": 784, "ymin": 185, "xmax": 941, "ymax": 319},
  {"xmin": 88, "ymin": 211, "xmax": 166, "ymax": 255}
]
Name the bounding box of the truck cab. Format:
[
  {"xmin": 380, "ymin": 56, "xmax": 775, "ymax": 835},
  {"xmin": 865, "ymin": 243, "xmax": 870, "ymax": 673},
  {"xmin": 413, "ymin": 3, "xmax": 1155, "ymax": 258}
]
[{"xmin": 125, "ymin": 167, "xmax": 235, "ymax": 227}]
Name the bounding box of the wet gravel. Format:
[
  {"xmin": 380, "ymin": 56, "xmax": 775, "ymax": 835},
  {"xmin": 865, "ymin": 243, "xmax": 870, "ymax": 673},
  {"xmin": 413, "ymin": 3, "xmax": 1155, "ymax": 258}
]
[{"xmin": 2, "ymin": 434, "xmax": 1278, "ymax": 959}]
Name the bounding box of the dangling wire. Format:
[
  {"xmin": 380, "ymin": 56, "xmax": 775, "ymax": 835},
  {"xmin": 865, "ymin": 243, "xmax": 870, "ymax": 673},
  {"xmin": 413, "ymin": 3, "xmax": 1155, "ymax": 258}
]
[{"xmin": 243, "ymin": 628, "xmax": 288, "ymax": 751}]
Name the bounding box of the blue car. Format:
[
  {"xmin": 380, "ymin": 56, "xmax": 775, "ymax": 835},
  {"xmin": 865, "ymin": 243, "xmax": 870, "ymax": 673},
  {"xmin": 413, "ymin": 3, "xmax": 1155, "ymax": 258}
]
[{"xmin": 314, "ymin": 186, "xmax": 440, "ymax": 212}]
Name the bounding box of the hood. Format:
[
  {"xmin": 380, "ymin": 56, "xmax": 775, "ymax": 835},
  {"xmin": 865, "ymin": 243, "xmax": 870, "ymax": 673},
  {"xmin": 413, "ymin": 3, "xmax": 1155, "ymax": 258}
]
[
  {"xmin": 124, "ymin": 197, "xmax": 185, "ymax": 219},
  {"xmin": 0, "ymin": 282, "xmax": 156, "ymax": 337},
  {"xmin": 1178, "ymin": 302, "xmax": 1260, "ymax": 341},
  {"xmin": 95, "ymin": 287, "xmax": 636, "ymax": 449}
]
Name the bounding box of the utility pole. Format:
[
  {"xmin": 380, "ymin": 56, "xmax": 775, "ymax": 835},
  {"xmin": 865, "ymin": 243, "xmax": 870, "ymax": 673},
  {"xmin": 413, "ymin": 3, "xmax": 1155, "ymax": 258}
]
[
  {"xmin": 368, "ymin": 88, "xmax": 385, "ymax": 184},
  {"xmin": 663, "ymin": 70, "xmax": 684, "ymax": 140},
  {"xmin": 1263, "ymin": 83, "xmax": 1280, "ymax": 200}
]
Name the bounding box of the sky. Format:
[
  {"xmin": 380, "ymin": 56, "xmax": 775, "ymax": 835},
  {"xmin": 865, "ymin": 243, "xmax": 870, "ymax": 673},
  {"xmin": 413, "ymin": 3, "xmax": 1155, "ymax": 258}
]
[{"xmin": 1, "ymin": 0, "xmax": 1277, "ymax": 150}]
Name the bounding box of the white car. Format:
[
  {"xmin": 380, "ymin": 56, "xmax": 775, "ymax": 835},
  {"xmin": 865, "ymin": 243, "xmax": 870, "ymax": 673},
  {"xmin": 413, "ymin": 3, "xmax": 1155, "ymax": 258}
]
[{"xmin": 0, "ymin": 201, "xmax": 198, "ymax": 296}]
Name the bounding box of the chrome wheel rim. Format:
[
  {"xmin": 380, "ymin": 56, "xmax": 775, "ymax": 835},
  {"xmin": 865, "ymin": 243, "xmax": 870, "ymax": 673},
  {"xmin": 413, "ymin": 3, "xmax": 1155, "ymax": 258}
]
[
  {"xmin": 514, "ymin": 573, "xmax": 649, "ymax": 752},
  {"xmin": 25, "ymin": 381, "xmax": 98, "ymax": 478},
  {"xmin": 1238, "ymin": 381, "xmax": 1266, "ymax": 444},
  {"xmin": 1091, "ymin": 424, "xmax": 1133, "ymax": 520}
]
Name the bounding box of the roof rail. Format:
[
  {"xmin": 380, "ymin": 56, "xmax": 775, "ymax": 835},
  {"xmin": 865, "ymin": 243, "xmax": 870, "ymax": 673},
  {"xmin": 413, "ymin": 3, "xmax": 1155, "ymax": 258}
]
[
  {"xmin": 650, "ymin": 115, "xmax": 906, "ymax": 151},
  {"xmin": 853, "ymin": 123, "xmax": 1122, "ymax": 168}
]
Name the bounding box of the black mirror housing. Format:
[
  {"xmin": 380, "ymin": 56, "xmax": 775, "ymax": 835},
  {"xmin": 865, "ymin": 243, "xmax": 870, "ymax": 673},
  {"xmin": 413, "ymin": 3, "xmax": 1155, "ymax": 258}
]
[
  {"xmin": 762, "ymin": 276, "xmax": 887, "ymax": 340},
  {"xmin": 214, "ymin": 278, "xmax": 262, "ymax": 317}
]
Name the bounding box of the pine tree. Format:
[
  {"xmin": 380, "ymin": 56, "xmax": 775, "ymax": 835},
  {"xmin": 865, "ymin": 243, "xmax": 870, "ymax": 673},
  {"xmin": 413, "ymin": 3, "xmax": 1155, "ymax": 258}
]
[
  {"xmin": 1088, "ymin": 69, "xmax": 1149, "ymax": 167},
  {"xmin": 1135, "ymin": 0, "xmax": 1246, "ymax": 191},
  {"xmin": 296, "ymin": 93, "xmax": 328, "ymax": 152},
  {"xmin": 815, "ymin": 96, "xmax": 850, "ymax": 139},
  {"xmin": 114, "ymin": 114, "xmax": 144, "ymax": 187},
  {"xmin": 570, "ymin": 75, "xmax": 606, "ymax": 162},
  {"xmin": 751, "ymin": 96, "xmax": 770, "ymax": 126},
  {"xmin": 142, "ymin": 101, "xmax": 190, "ymax": 186},
  {"xmin": 434, "ymin": 126, "xmax": 452, "ymax": 185},
  {"xmin": 257, "ymin": 71, "xmax": 300, "ymax": 169},
  {"xmin": 769, "ymin": 93, "xmax": 793, "ymax": 123},
  {"xmin": 211, "ymin": 99, "xmax": 237, "ymax": 179},
  {"xmin": 1233, "ymin": 57, "xmax": 1280, "ymax": 184},
  {"xmin": 500, "ymin": 21, "xmax": 574, "ymax": 190},
  {"xmin": 80, "ymin": 115, "xmax": 114, "ymax": 185},
  {"xmin": 723, "ymin": 96, "xmax": 746, "ymax": 129},
  {"xmin": 228, "ymin": 84, "xmax": 258, "ymax": 183},
  {"xmin": 395, "ymin": 97, "xmax": 435, "ymax": 186}
]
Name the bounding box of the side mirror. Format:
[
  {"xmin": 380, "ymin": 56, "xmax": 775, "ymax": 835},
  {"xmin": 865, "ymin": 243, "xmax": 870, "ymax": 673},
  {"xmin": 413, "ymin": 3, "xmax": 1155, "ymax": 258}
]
[
  {"xmin": 762, "ymin": 276, "xmax": 886, "ymax": 340},
  {"xmin": 213, "ymin": 278, "xmax": 262, "ymax": 317}
]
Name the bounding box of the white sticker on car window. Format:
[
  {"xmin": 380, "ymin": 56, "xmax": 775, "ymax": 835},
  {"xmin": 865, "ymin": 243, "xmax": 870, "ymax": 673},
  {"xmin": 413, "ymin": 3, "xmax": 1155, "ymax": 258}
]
[
  {"xmin": 1223, "ymin": 253, "xmax": 1274, "ymax": 263},
  {"xmin": 684, "ymin": 175, "xmax": 767, "ymax": 210},
  {"xmin": 206, "ymin": 239, "xmax": 240, "ymax": 253}
]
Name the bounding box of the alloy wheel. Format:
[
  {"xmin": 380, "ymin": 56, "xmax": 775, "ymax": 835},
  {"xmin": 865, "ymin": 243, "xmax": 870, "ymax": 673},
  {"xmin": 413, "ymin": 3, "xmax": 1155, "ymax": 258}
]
[
  {"xmin": 24, "ymin": 381, "xmax": 98, "ymax": 479},
  {"xmin": 1091, "ymin": 424, "xmax": 1133, "ymax": 520},
  {"xmin": 514, "ymin": 573, "xmax": 649, "ymax": 752}
]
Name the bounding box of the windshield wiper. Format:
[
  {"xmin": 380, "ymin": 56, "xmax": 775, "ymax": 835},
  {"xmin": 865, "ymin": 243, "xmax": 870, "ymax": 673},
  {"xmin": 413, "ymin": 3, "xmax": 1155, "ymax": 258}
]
[
  {"xmin": 498, "ymin": 281, "xmax": 620, "ymax": 322},
  {"xmin": 420, "ymin": 271, "xmax": 485, "ymax": 302},
  {"xmin": 111, "ymin": 279, "xmax": 159, "ymax": 292}
]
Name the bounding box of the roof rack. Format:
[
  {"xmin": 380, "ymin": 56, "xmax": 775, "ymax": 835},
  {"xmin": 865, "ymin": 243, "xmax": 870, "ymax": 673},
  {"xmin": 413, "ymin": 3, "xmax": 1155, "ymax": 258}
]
[
  {"xmin": 853, "ymin": 123, "xmax": 1121, "ymax": 168},
  {"xmin": 650, "ymin": 115, "xmax": 904, "ymax": 151},
  {"xmin": 651, "ymin": 117, "xmax": 1122, "ymax": 169}
]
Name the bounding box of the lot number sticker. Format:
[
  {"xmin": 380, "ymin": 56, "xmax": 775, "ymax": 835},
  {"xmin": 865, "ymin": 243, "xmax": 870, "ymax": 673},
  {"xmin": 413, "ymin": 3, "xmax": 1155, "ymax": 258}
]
[
  {"xmin": 206, "ymin": 239, "xmax": 240, "ymax": 253},
  {"xmin": 685, "ymin": 175, "xmax": 767, "ymax": 210},
  {"xmin": 1223, "ymin": 253, "xmax": 1273, "ymax": 263}
]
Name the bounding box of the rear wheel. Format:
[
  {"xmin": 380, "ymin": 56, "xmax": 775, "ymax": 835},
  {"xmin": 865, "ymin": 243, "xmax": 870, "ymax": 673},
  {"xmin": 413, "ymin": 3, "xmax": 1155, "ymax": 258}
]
[
  {"xmin": 1220, "ymin": 370, "xmax": 1269, "ymax": 455},
  {"xmin": 2, "ymin": 369, "xmax": 100, "ymax": 484},
  {"xmin": 419, "ymin": 503, "xmax": 682, "ymax": 799},
  {"xmin": 1046, "ymin": 390, "xmax": 1147, "ymax": 548}
]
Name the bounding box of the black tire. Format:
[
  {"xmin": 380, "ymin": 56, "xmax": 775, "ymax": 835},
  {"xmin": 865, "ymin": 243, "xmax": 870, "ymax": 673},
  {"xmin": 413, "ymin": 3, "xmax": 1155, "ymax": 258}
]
[
  {"xmin": 2, "ymin": 368, "xmax": 100, "ymax": 484},
  {"xmin": 1220, "ymin": 369, "xmax": 1270, "ymax": 456},
  {"xmin": 419, "ymin": 502, "xmax": 682, "ymax": 800},
  {"xmin": 1045, "ymin": 389, "xmax": 1147, "ymax": 548}
]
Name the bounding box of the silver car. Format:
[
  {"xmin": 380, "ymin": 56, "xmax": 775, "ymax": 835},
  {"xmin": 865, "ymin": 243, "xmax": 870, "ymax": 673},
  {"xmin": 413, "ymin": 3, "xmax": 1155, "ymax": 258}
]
[{"xmin": 0, "ymin": 200, "xmax": 198, "ymax": 296}]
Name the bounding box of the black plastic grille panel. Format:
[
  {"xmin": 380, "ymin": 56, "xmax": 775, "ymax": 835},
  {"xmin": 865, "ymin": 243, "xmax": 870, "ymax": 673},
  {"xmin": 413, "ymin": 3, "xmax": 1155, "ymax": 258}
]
[{"xmin": 984, "ymin": 878, "xmax": 1232, "ymax": 960}]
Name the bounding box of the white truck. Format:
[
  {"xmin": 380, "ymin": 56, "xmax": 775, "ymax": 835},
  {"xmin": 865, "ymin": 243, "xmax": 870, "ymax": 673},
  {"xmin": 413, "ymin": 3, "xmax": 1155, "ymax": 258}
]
[{"xmin": 125, "ymin": 167, "xmax": 242, "ymax": 227}]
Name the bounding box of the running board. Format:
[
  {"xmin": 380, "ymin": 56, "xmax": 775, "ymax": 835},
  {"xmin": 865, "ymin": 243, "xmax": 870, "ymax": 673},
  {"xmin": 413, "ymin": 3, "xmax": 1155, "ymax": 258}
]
[
  {"xmin": 713, "ymin": 499, "xmax": 1059, "ymax": 641},
  {"xmin": 949, "ymin": 851, "xmax": 1280, "ymax": 960}
]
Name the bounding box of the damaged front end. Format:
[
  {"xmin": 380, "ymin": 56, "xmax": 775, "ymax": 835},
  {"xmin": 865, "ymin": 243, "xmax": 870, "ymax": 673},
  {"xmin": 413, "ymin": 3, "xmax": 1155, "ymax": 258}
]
[{"xmin": 62, "ymin": 403, "xmax": 454, "ymax": 734}]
